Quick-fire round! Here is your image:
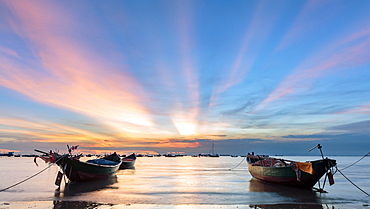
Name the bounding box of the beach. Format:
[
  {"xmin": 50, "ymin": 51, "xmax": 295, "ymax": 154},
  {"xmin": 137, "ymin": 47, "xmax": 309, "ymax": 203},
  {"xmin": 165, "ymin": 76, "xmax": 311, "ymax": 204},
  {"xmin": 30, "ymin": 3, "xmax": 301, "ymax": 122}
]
[{"xmin": 0, "ymin": 156, "xmax": 369, "ymax": 208}]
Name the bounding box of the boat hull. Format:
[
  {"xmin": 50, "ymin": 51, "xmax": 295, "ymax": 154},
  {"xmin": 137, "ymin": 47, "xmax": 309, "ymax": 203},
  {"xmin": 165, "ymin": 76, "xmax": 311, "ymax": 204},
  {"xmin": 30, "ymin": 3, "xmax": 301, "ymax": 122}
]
[
  {"xmin": 57, "ymin": 157, "xmax": 121, "ymax": 182},
  {"xmin": 120, "ymin": 160, "xmax": 135, "ymax": 169},
  {"xmin": 120, "ymin": 153, "xmax": 136, "ymax": 169},
  {"xmin": 247, "ymin": 158, "xmax": 336, "ymax": 188}
]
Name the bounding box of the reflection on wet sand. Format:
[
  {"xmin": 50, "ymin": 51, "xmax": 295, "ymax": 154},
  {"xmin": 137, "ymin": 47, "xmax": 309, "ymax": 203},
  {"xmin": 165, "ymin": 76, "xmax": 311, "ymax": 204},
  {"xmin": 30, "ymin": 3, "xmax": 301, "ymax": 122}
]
[
  {"xmin": 249, "ymin": 178, "xmax": 325, "ymax": 209},
  {"xmin": 53, "ymin": 200, "xmax": 113, "ymax": 209},
  {"xmin": 117, "ymin": 167, "xmax": 136, "ymax": 175},
  {"xmin": 60, "ymin": 175, "xmax": 118, "ymax": 196},
  {"xmin": 249, "ymin": 204, "xmax": 324, "ymax": 209}
]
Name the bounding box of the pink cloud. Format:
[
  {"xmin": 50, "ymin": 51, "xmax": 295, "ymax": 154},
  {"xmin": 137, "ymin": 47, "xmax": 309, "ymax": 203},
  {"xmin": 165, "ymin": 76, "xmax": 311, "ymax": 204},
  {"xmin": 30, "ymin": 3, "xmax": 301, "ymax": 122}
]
[
  {"xmin": 337, "ymin": 104, "xmax": 370, "ymax": 115},
  {"xmin": 1, "ymin": 1, "xmax": 154, "ymax": 130},
  {"xmin": 0, "ymin": 46, "xmax": 20, "ymax": 58}
]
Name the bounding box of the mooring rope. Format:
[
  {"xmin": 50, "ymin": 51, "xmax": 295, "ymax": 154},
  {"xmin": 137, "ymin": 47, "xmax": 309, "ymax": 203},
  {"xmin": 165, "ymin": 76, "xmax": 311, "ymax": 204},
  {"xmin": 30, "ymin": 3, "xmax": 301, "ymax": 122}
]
[
  {"xmin": 337, "ymin": 168, "xmax": 370, "ymax": 196},
  {"xmin": 0, "ymin": 157, "xmax": 61, "ymax": 192},
  {"xmin": 340, "ymin": 152, "xmax": 370, "ymax": 171},
  {"xmin": 229, "ymin": 156, "xmax": 246, "ymax": 170}
]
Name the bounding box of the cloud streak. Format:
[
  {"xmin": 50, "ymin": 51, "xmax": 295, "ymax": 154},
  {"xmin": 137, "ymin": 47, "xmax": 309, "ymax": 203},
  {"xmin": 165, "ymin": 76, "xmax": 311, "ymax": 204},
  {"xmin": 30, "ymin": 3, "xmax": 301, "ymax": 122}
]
[
  {"xmin": 257, "ymin": 25, "xmax": 370, "ymax": 111},
  {"xmin": 210, "ymin": 1, "xmax": 283, "ymax": 107}
]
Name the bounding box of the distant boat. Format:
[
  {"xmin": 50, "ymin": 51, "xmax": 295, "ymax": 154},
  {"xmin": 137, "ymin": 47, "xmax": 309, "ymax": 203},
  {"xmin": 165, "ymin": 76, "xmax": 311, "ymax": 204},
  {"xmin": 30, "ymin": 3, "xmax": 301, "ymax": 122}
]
[
  {"xmin": 54, "ymin": 152, "xmax": 121, "ymax": 182},
  {"xmin": 0, "ymin": 152, "xmax": 14, "ymax": 157},
  {"xmin": 120, "ymin": 153, "xmax": 136, "ymax": 169},
  {"xmin": 209, "ymin": 143, "xmax": 219, "ymax": 157},
  {"xmin": 246, "ymin": 144, "xmax": 336, "ymax": 189},
  {"xmin": 164, "ymin": 153, "xmax": 176, "ymax": 157}
]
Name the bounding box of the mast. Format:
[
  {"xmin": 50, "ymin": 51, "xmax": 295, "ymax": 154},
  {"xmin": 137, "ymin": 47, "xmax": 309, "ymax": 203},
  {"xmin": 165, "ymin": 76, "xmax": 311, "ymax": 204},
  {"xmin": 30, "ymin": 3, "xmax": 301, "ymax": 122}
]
[{"xmin": 210, "ymin": 143, "xmax": 215, "ymax": 155}]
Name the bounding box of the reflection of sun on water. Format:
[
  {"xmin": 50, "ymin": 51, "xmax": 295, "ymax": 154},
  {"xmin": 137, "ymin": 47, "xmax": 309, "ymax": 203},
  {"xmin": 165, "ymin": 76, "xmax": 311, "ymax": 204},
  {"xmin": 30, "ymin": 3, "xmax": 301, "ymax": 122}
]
[{"xmin": 174, "ymin": 122, "xmax": 196, "ymax": 135}]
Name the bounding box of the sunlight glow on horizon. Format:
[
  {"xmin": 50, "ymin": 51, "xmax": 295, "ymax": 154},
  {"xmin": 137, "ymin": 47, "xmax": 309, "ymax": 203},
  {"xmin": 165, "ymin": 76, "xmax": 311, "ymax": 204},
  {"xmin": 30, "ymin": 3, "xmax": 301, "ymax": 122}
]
[{"xmin": 173, "ymin": 122, "xmax": 197, "ymax": 136}]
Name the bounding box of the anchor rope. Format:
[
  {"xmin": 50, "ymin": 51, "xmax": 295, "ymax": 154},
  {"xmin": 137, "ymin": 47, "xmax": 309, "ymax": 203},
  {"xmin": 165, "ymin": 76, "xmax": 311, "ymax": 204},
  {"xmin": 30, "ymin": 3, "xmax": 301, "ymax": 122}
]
[
  {"xmin": 337, "ymin": 168, "xmax": 370, "ymax": 196},
  {"xmin": 340, "ymin": 152, "xmax": 370, "ymax": 171},
  {"xmin": 229, "ymin": 156, "xmax": 246, "ymax": 170},
  {"xmin": 0, "ymin": 157, "xmax": 61, "ymax": 192}
]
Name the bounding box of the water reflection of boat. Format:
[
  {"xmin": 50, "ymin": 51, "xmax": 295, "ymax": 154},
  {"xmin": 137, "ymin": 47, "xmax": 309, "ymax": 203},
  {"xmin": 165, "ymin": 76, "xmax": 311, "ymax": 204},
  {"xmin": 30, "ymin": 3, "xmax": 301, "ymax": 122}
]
[
  {"xmin": 249, "ymin": 178, "xmax": 320, "ymax": 201},
  {"xmin": 249, "ymin": 178, "xmax": 324, "ymax": 208},
  {"xmin": 62, "ymin": 175, "xmax": 118, "ymax": 196},
  {"xmin": 249, "ymin": 204, "xmax": 324, "ymax": 209},
  {"xmin": 53, "ymin": 200, "xmax": 113, "ymax": 209}
]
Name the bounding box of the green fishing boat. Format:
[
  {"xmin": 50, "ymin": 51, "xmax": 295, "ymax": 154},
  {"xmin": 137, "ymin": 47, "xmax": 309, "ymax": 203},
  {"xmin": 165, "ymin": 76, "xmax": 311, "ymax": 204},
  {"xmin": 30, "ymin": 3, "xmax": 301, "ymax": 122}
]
[
  {"xmin": 51, "ymin": 152, "xmax": 121, "ymax": 182},
  {"xmin": 247, "ymin": 144, "xmax": 337, "ymax": 189}
]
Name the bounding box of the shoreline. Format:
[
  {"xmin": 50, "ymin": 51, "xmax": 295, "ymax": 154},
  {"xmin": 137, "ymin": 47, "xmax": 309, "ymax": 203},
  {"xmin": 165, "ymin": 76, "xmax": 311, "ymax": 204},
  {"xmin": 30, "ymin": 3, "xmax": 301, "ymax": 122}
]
[{"xmin": 1, "ymin": 201, "xmax": 370, "ymax": 209}]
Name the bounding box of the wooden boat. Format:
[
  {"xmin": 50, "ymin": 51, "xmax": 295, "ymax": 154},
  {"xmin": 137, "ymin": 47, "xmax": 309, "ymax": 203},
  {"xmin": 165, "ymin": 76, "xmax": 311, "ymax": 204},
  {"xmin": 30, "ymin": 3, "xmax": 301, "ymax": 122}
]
[
  {"xmin": 120, "ymin": 153, "xmax": 136, "ymax": 169},
  {"xmin": 39, "ymin": 151, "xmax": 57, "ymax": 163},
  {"xmin": 36, "ymin": 154, "xmax": 57, "ymax": 164},
  {"xmin": 34, "ymin": 149, "xmax": 80, "ymax": 165},
  {"xmin": 246, "ymin": 145, "xmax": 336, "ymax": 189},
  {"xmin": 55, "ymin": 152, "xmax": 122, "ymax": 182},
  {"xmin": 34, "ymin": 149, "xmax": 57, "ymax": 166}
]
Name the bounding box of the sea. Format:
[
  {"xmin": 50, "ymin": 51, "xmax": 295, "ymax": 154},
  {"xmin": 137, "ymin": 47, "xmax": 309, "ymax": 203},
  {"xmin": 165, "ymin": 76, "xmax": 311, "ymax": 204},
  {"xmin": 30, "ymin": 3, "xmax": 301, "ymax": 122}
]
[{"xmin": 0, "ymin": 155, "xmax": 369, "ymax": 209}]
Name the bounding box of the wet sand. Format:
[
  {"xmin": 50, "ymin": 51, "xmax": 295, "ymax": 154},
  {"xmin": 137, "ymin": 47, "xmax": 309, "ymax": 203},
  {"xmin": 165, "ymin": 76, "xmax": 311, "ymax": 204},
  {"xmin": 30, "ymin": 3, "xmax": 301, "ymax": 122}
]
[{"xmin": 1, "ymin": 201, "xmax": 369, "ymax": 209}]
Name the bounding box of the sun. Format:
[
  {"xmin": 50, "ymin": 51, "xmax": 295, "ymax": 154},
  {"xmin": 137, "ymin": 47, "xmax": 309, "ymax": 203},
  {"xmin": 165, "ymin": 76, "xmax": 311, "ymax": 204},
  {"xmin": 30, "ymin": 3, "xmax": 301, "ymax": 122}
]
[{"xmin": 174, "ymin": 122, "xmax": 196, "ymax": 135}]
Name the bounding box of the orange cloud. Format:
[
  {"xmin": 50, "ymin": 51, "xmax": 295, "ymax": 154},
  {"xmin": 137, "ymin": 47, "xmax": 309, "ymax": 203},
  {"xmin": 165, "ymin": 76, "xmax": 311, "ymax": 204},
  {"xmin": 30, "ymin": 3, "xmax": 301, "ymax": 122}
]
[
  {"xmin": 157, "ymin": 141, "xmax": 200, "ymax": 148},
  {"xmin": 0, "ymin": 148, "xmax": 19, "ymax": 153},
  {"xmin": 0, "ymin": 116, "xmax": 115, "ymax": 147}
]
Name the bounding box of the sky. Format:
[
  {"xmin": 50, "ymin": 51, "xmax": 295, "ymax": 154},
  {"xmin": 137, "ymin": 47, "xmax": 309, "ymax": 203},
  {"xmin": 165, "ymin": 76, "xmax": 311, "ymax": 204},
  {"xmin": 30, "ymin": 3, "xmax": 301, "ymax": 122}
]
[{"xmin": 0, "ymin": 0, "xmax": 370, "ymax": 156}]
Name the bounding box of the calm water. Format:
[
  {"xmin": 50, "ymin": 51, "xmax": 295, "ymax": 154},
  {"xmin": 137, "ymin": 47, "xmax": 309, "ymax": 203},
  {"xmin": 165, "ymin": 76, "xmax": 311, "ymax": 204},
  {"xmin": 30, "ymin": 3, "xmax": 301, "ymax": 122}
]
[{"xmin": 0, "ymin": 155, "xmax": 369, "ymax": 208}]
